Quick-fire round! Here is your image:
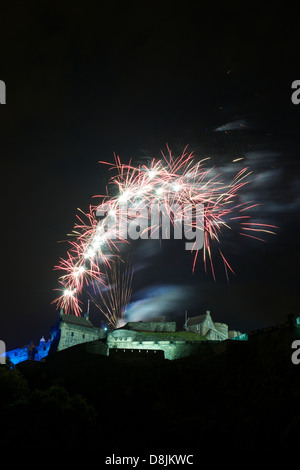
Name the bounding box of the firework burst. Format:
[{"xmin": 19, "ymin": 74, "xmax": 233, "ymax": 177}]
[{"xmin": 53, "ymin": 145, "xmax": 277, "ymax": 318}]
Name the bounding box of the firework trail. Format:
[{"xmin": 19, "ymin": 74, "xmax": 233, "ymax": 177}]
[
  {"xmin": 88, "ymin": 256, "xmax": 134, "ymax": 329},
  {"xmin": 53, "ymin": 144, "xmax": 277, "ymax": 317}
]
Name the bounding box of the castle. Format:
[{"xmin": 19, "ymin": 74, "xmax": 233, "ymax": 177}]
[
  {"xmin": 184, "ymin": 310, "xmax": 243, "ymax": 340},
  {"xmin": 3, "ymin": 308, "xmax": 247, "ymax": 364},
  {"xmin": 104, "ymin": 311, "xmax": 246, "ymax": 360},
  {"xmin": 3, "ymin": 311, "xmax": 300, "ymax": 364}
]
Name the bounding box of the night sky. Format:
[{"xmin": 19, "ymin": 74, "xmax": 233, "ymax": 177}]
[{"xmin": 1, "ymin": 2, "xmax": 300, "ymax": 351}]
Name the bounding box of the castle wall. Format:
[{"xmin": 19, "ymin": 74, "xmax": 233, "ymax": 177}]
[
  {"xmin": 57, "ymin": 323, "xmax": 104, "ymax": 351},
  {"xmin": 214, "ymin": 322, "xmax": 229, "ymax": 337},
  {"xmin": 206, "ymin": 329, "xmax": 226, "ymax": 341},
  {"xmin": 107, "ymin": 337, "xmax": 197, "ymax": 360},
  {"xmin": 107, "ymin": 329, "xmax": 206, "ymax": 360}
]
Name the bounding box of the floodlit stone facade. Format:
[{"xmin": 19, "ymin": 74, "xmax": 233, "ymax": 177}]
[
  {"xmin": 106, "ymin": 328, "xmax": 204, "ymax": 360},
  {"xmin": 48, "ymin": 310, "xmax": 246, "ymax": 360},
  {"xmin": 184, "ymin": 310, "xmax": 242, "ymax": 341},
  {"xmin": 50, "ymin": 310, "xmax": 106, "ymax": 352},
  {"xmin": 105, "ymin": 312, "xmax": 243, "ymax": 360}
]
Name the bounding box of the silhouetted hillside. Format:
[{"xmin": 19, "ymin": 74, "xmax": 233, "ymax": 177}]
[{"xmin": 1, "ymin": 319, "xmax": 299, "ymax": 459}]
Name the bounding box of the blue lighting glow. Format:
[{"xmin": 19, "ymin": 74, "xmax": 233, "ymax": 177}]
[{"xmin": 5, "ymin": 341, "xmax": 52, "ymax": 366}]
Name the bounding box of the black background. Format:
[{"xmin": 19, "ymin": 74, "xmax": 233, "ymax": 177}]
[{"xmin": 1, "ymin": 1, "xmax": 300, "ymax": 350}]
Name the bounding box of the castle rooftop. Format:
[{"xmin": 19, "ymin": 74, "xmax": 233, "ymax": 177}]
[{"xmin": 59, "ymin": 313, "xmax": 94, "ymax": 329}]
